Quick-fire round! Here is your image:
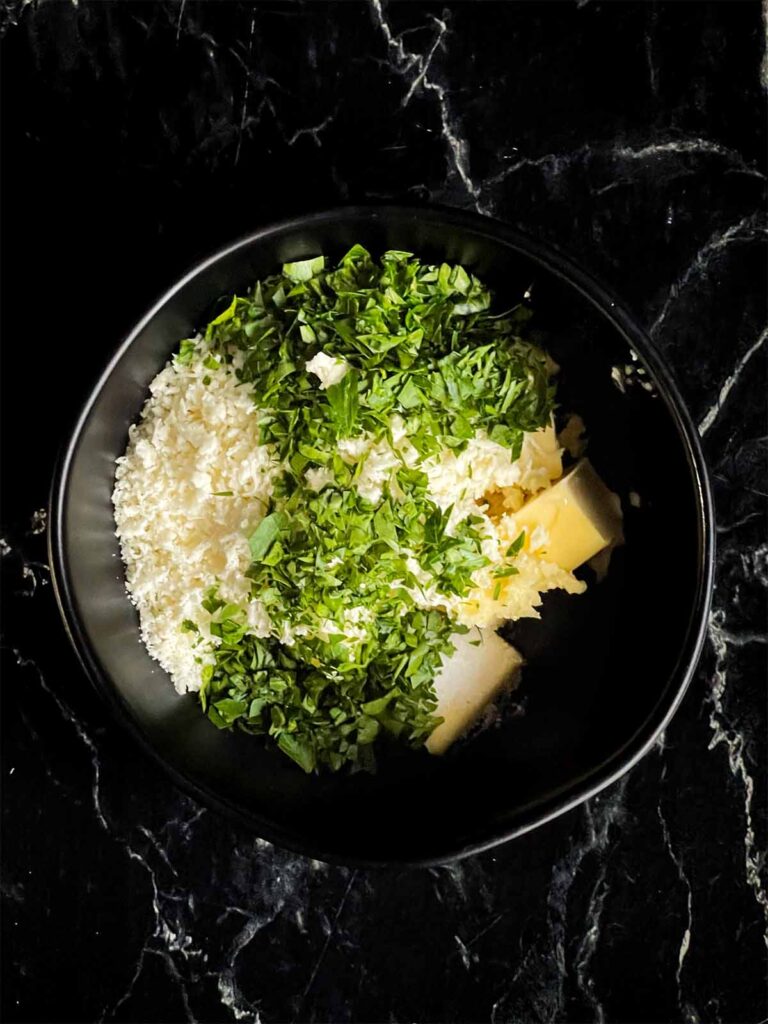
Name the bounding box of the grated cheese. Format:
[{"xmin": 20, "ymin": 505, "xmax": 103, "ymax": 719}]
[
  {"xmin": 423, "ymin": 423, "xmax": 562, "ymax": 530},
  {"xmin": 305, "ymin": 351, "xmax": 349, "ymax": 390},
  {"xmin": 112, "ymin": 352, "xmax": 280, "ymax": 693}
]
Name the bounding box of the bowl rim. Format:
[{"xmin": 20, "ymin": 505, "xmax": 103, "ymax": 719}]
[{"xmin": 48, "ymin": 203, "xmax": 715, "ymax": 867}]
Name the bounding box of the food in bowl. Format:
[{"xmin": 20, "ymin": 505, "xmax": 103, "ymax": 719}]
[{"xmin": 113, "ymin": 246, "xmax": 622, "ymax": 772}]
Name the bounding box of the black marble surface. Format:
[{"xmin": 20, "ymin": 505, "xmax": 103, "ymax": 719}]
[{"xmin": 2, "ymin": 2, "xmax": 767, "ymax": 1022}]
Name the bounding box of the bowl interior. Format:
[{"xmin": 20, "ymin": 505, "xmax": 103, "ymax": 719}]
[{"xmin": 54, "ymin": 208, "xmax": 708, "ymax": 864}]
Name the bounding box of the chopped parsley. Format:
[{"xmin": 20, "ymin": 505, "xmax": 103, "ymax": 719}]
[{"xmin": 188, "ymin": 247, "xmax": 555, "ymax": 773}]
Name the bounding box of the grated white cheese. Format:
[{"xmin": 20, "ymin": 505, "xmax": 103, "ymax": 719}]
[
  {"xmin": 305, "ymin": 351, "xmax": 349, "ymax": 390},
  {"xmin": 405, "ymin": 422, "xmax": 584, "ymax": 628},
  {"xmin": 337, "ymin": 415, "xmax": 420, "ymax": 504},
  {"xmin": 407, "ymin": 512, "xmax": 584, "ymax": 631},
  {"xmin": 340, "ymin": 421, "xmax": 561, "ymax": 513},
  {"xmin": 305, "ymin": 466, "xmax": 335, "ymax": 492},
  {"xmin": 423, "ymin": 423, "xmax": 562, "ymax": 531},
  {"xmin": 112, "ymin": 351, "xmax": 281, "ymax": 693}
]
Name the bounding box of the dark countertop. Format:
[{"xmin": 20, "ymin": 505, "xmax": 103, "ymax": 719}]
[{"xmin": 1, "ymin": 3, "xmax": 766, "ymax": 1022}]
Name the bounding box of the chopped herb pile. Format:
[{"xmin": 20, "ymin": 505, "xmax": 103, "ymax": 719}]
[{"xmin": 183, "ymin": 247, "xmax": 554, "ymax": 773}]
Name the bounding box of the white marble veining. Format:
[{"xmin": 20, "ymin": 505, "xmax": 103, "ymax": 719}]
[
  {"xmin": 698, "ymin": 325, "xmax": 768, "ymax": 436},
  {"xmin": 1, "ymin": 2, "xmax": 765, "ymax": 1020},
  {"xmin": 649, "ymin": 213, "xmax": 768, "ymax": 339},
  {"xmin": 370, "ymin": 0, "xmax": 486, "ymax": 211},
  {"xmin": 707, "ymin": 609, "xmax": 768, "ymax": 946}
]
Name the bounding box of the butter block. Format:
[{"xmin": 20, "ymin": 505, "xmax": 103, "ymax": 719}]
[
  {"xmin": 427, "ymin": 630, "xmax": 523, "ymax": 755},
  {"xmin": 513, "ymin": 458, "xmax": 623, "ymax": 572},
  {"xmin": 426, "ymin": 459, "xmax": 622, "ymax": 754}
]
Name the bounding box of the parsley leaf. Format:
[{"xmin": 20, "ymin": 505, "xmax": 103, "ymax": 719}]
[{"xmin": 248, "ymin": 512, "xmax": 287, "ymax": 561}]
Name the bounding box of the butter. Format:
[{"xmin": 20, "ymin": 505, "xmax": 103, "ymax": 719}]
[
  {"xmin": 427, "ymin": 459, "xmax": 622, "ymax": 754},
  {"xmin": 427, "ymin": 630, "xmax": 523, "ymax": 755},
  {"xmin": 512, "ymin": 459, "xmax": 623, "ymax": 572},
  {"xmin": 427, "ymin": 459, "xmax": 623, "ymax": 754}
]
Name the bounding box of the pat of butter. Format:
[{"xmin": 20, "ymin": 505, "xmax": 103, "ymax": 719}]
[
  {"xmin": 427, "ymin": 630, "xmax": 523, "ymax": 755},
  {"xmin": 513, "ymin": 459, "xmax": 623, "ymax": 572}
]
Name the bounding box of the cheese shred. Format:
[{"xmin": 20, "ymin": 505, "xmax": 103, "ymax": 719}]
[{"xmin": 113, "ymin": 352, "xmax": 280, "ymax": 692}]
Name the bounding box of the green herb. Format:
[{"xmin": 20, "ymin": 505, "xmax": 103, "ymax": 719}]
[
  {"xmin": 174, "ymin": 338, "xmax": 198, "ymax": 366},
  {"xmin": 248, "ymin": 511, "xmax": 287, "ymax": 561},
  {"xmin": 492, "ymin": 565, "xmax": 520, "ymax": 579},
  {"xmin": 205, "ymin": 244, "xmax": 551, "ymax": 468},
  {"xmin": 187, "ymin": 248, "xmax": 552, "ymax": 772},
  {"xmin": 282, "ymin": 255, "xmax": 325, "ymax": 283},
  {"xmin": 325, "ymin": 370, "xmax": 359, "ymax": 437},
  {"xmin": 505, "ymin": 531, "xmax": 526, "ymax": 558}
]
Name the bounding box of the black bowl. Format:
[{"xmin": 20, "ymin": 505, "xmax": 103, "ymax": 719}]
[{"xmin": 49, "ymin": 206, "xmax": 714, "ymax": 866}]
